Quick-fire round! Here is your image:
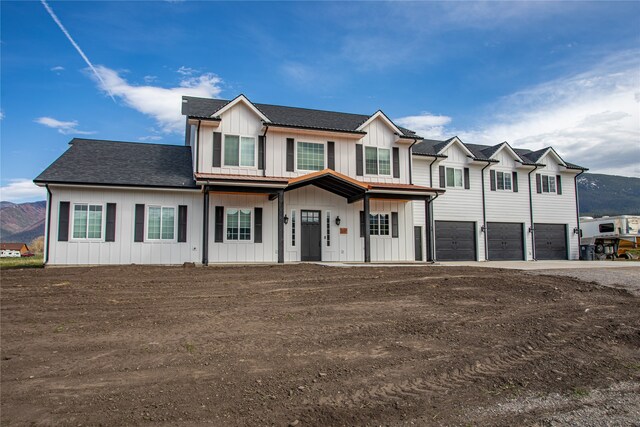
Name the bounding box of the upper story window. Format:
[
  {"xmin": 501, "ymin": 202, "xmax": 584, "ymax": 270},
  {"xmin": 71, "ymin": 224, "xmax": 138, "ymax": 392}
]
[
  {"xmin": 365, "ymin": 147, "xmax": 391, "ymax": 175},
  {"xmin": 297, "ymin": 141, "xmax": 324, "ymax": 171},
  {"xmin": 541, "ymin": 174, "xmax": 556, "ymax": 193},
  {"xmin": 496, "ymin": 171, "xmax": 512, "ymax": 191},
  {"xmin": 147, "ymin": 206, "xmax": 175, "ymax": 240},
  {"xmin": 226, "ymin": 208, "xmax": 252, "ymax": 241},
  {"xmin": 224, "ymin": 135, "xmax": 255, "ymax": 167},
  {"xmin": 72, "ymin": 204, "xmax": 103, "ymax": 239},
  {"xmin": 446, "ymin": 167, "xmax": 463, "ymax": 188}
]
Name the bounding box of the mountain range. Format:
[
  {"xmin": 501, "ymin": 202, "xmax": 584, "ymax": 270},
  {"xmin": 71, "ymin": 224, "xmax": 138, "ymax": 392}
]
[{"xmin": 0, "ymin": 173, "xmax": 637, "ymax": 244}]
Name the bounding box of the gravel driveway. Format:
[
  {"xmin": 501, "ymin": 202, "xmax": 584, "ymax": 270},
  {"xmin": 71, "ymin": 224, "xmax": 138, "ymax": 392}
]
[{"xmin": 528, "ymin": 266, "xmax": 640, "ymax": 296}]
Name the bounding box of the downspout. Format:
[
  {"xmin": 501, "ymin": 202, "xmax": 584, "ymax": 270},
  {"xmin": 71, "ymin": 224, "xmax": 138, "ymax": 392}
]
[
  {"xmin": 408, "ymin": 138, "xmax": 419, "ymax": 184},
  {"xmin": 480, "ymin": 161, "xmax": 492, "ymax": 261},
  {"xmin": 195, "ymin": 120, "xmax": 201, "ymax": 174},
  {"xmin": 574, "ymin": 170, "xmax": 585, "ymax": 246},
  {"xmin": 262, "ymin": 125, "xmax": 269, "ymax": 177},
  {"xmin": 426, "ymin": 192, "xmax": 440, "ymax": 262},
  {"xmin": 44, "ymin": 184, "xmax": 52, "ymax": 265},
  {"xmin": 528, "ymin": 165, "xmax": 540, "ymax": 260},
  {"xmin": 428, "ymin": 157, "xmax": 438, "ymax": 188}
]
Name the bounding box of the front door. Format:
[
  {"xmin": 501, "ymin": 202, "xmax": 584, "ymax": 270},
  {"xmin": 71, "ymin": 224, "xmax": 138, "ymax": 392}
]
[{"xmin": 301, "ymin": 210, "xmax": 322, "ymax": 261}]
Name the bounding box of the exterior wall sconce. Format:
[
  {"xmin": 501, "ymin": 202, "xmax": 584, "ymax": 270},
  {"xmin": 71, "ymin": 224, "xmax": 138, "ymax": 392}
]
[
  {"xmin": 335, "ymin": 216, "xmax": 341, "ymax": 226},
  {"xmin": 480, "ymin": 225, "xmax": 485, "ymax": 233},
  {"xmin": 573, "ymin": 227, "xmax": 579, "ymax": 235},
  {"xmin": 528, "ymin": 226, "xmax": 534, "ymax": 234},
  {"xmin": 283, "ymin": 214, "xmax": 289, "ymax": 225}
]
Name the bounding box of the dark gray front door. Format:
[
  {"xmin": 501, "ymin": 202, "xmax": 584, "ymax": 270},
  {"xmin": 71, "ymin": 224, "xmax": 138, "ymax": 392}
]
[
  {"xmin": 487, "ymin": 222, "xmax": 524, "ymax": 260},
  {"xmin": 301, "ymin": 210, "xmax": 322, "ymax": 261},
  {"xmin": 435, "ymin": 221, "xmax": 476, "ymax": 261},
  {"xmin": 535, "ymin": 223, "xmax": 567, "ymax": 260},
  {"xmin": 414, "ymin": 226, "xmax": 423, "ymax": 261}
]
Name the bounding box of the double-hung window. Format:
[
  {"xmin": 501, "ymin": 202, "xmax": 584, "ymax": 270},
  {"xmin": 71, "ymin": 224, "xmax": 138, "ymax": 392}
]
[
  {"xmin": 541, "ymin": 175, "xmax": 556, "ymax": 193},
  {"xmin": 365, "ymin": 147, "xmax": 391, "ymax": 175},
  {"xmin": 446, "ymin": 167, "xmax": 463, "ymax": 188},
  {"xmin": 369, "ymin": 213, "xmax": 390, "ymax": 236},
  {"xmin": 226, "ymin": 209, "xmax": 252, "ymax": 241},
  {"xmin": 224, "ymin": 135, "xmax": 255, "ymax": 167},
  {"xmin": 297, "ymin": 141, "xmax": 324, "ymax": 171},
  {"xmin": 72, "ymin": 204, "xmax": 103, "ymax": 239},
  {"xmin": 147, "ymin": 206, "xmax": 175, "ymax": 240},
  {"xmin": 496, "ymin": 172, "xmax": 512, "ymax": 191}
]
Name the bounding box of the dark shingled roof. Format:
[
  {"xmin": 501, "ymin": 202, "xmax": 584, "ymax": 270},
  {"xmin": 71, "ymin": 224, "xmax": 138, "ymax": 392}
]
[
  {"xmin": 412, "ymin": 138, "xmax": 453, "ymax": 157},
  {"xmin": 182, "ymin": 96, "xmax": 418, "ymax": 137},
  {"xmin": 34, "ymin": 139, "xmax": 197, "ymax": 189}
]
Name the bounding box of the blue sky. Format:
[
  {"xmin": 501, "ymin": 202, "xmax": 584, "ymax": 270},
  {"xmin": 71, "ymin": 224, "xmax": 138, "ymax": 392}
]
[{"xmin": 1, "ymin": 1, "xmax": 639, "ymax": 202}]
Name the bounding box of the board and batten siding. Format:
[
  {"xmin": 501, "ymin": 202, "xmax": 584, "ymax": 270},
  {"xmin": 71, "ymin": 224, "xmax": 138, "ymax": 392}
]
[
  {"xmin": 412, "ymin": 144, "xmax": 485, "ymax": 260},
  {"xmin": 47, "ymin": 186, "xmax": 202, "ymax": 265},
  {"xmin": 196, "ymin": 101, "xmax": 410, "ymax": 184},
  {"xmin": 531, "ymin": 156, "xmax": 580, "ymax": 260},
  {"xmin": 484, "ymin": 150, "xmax": 534, "ymax": 260}
]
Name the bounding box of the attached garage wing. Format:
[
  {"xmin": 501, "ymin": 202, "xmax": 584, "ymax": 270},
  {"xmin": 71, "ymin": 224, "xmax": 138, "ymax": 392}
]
[
  {"xmin": 435, "ymin": 221, "xmax": 477, "ymax": 261},
  {"xmin": 535, "ymin": 223, "xmax": 567, "ymax": 260},
  {"xmin": 487, "ymin": 222, "xmax": 524, "ymax": 261}
]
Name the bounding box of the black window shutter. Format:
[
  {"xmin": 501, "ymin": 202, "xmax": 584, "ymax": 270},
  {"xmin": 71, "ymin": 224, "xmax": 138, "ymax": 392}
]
[
  {"xmin": 134, "ymin": 204, "xmax": 145, "ymax": 242},
  {"xmin": 556, "ymin": 175, "xmax": 562, "ymax": 195},
  {"xmin": 439, "ymin": 166, "xmax": 445, "ymax": 188},
  {"xmin": 391, "ymin": 212, "xmax": 399, "ymax": 238},
  {"xmin": 254, "ymin": 207, "xmax": 262, "ymax": 243},
  {"xmin": 359, "ymin": 211, "xmax": 365, "ymax": 237},
  {"xmin": 392, "ymin": 147, "xmax": 400, "ymax": 178},
  {"xmin": 490, "ymin": 170, "xmax": 497, "ymax": 191},
  {"xmin": 286, "ymin": 138, "xmax": 295, "ymax": 172},
  {"xmin": 177, "ymin": 205, "xmax": 188, "ymax": 242},
  {"xmin": 258, "ymin": 135, "xmax": 265, "ymax": 170},
  {"xmin": 464, "ymin": 168, "xmax": 470, "ymax": 189},
  {"xmin": 214, "ymin": 206, "xmax": 224, "ymax": 242},
  {"xmin": 58, "ymin": 201, "xmax": 70, "ymax": 241},
  {"xmin": 105, "ymin": 203, "xmax": 116, "ymax": 242},
  {"xmin": 536, "ymin": 173, "xmax": 542, "ymax": 193},
  {"xmin": 212, "ymin": 132, "xmax": 222, "ymax": 168},
  {"xmin": 512, "ymin": 172, "xmax": 518, "ymax": 192},
  {"xmin": 327, "ymin": 141, "xmax": 335, "ymax": 170},
  {"xmin": 356, "ymin": 144, "xmax": 363, "ymax": 176}
]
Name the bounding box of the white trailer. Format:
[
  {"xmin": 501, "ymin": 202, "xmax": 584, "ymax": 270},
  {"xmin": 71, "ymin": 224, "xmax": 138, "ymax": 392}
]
[{"xmin": 580, "ymin": 215, "xmax": 640, "ymax": 259}]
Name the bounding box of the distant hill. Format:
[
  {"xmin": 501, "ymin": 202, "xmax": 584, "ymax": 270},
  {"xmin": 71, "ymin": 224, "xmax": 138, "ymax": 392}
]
[
  {"xmin": 578, "ymin": 173, "xmax": 640, "ymax": 217},
  {"xmin": 0, "ymin": 201, "xmax": 46, "ymax": 243}
]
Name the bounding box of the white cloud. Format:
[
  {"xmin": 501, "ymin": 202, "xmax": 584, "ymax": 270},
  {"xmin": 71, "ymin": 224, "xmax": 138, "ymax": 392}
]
[
  {"xmin": 138, "ymin": 135, "xmax": 163, "ymax": 142},
  {"xmin": 51, "ymin": 65, "xmax": 65, "ymax": 72},
  {"xmin": 397, "ymin": 50, "xmax": 640, "ymax": 177},
  {"xmin": 0, "ymin": 111, "xmax": 4, "ymax": 120},
  {"xmin": 90, "ymin": 65, "xmax": 222, "ymax": 133},
  {"xmin": 143, "ymin": 75, "xmax": 158, "ymax": 84},
  {"xmin": 34, "ymin": 117, "xmax": 95, "ymax": 135},
  {"xmin": 0, "ymin": 179, "xmax": 46, "ymax": 203},
  {"xmin": 395, "ymin": 113, "xmax": 452, "ymax": 139},
  {"xmin": 177, "ymin": 66, "xmax": 197, "ymax": 76}
]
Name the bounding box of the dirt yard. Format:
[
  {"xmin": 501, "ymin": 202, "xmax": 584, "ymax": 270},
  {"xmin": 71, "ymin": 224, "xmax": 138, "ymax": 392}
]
[{"xmin": 1, "ymin": 264, "xmax": 638, "ymax": 426}]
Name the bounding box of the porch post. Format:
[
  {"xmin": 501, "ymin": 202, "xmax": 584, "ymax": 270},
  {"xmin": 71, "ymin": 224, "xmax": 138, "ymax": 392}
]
[
  {"xmin": 277, "ymin": 190, "xmax": 285, "ymax": 264},
  {"xmin": 425, "ymin": 197, "xmax": 433, "ymax": 262},
  {"xmin": 363, "ymin": 193, "xmax": 371, "ymax": 263},
  {"xmin": 202, "ymin": 189, "xmax": 209, "ymax": 266}
]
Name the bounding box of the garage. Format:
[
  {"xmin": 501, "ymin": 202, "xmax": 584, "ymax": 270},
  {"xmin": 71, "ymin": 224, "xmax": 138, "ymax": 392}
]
[
  {"xmin": 435, "ymin": 221, "xmax": 476, "ymax": 261},
  {"xmin": 535, "ymin": 223, "xmax": 567, "ymax": 260},
  {"xmin": 487, "ymin": 222, "xmax": 525, "ymax": 260}
]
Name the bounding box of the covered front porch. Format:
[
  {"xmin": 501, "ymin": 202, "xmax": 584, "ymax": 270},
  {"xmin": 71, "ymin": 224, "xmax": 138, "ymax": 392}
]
[{"xmin": 196, "ymin": 170, "xmax": 443, "ymax": 264}]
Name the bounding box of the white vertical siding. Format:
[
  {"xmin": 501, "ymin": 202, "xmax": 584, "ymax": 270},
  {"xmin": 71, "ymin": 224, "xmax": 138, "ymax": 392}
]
[{"xmin": 48, "ymin": 186, "xmax": 203, "ymax": 265}]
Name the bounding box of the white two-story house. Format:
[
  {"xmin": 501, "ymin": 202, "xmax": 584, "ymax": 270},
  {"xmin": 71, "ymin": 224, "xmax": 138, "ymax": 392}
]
[
  {"xmin": 412, "ymin": 137, "xmax": 587, "ymax": 262},
  {"xmin": 35, "ymin": 94, "xmax": 443, "ymax": 265}
]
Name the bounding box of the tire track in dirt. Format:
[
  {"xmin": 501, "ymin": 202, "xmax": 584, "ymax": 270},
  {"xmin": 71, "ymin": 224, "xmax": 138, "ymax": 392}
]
[{"xmin": 314, "ymin": 316, "xmax": 586, "ymax": 408}]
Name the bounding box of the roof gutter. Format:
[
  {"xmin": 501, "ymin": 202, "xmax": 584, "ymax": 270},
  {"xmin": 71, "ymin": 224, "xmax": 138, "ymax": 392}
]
[
  {"xmin": 528, "ymin": 165, "xmax": 540, "ymax": 260},
  {"xmin": 480, "ymin": 160, "xmax": 492, "ymax": 261}
]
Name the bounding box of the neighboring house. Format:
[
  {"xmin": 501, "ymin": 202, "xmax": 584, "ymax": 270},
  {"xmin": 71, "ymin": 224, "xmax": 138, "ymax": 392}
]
[
  {"xmin": 33, "ymin": 94, "xmax": 586, "ymax": 266},
  {"xmin": 412, "ymin": 137, "xmax": 587, "ymax": 262},
  {"xmin": 34, "ymin": 94, "xmax": 442, "ymax": 265},
  {"xmin": 0, "ymin": 243, "xmax": 30, "ymax": 257}
]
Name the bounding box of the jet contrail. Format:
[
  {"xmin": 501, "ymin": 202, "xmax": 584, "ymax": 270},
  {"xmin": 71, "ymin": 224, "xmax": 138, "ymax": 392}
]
[{"xmin": 40, "ymin": 0, "xmax": 116, "ymax": 102}]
